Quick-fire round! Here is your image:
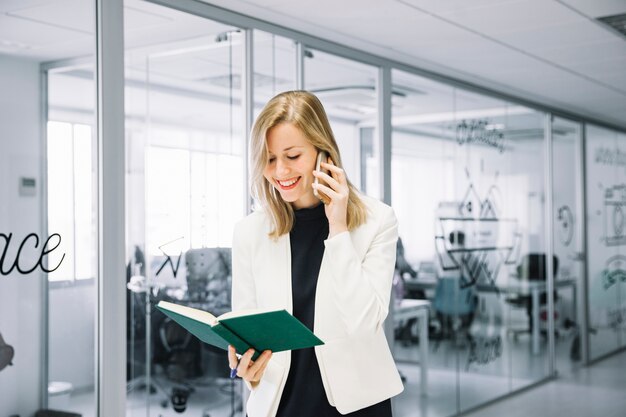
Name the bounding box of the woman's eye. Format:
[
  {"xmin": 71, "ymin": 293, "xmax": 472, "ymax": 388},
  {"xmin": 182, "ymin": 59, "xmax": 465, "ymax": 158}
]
[
  {"xmin": 268, "ymin": 157, "xmax": 275, "ymax": 163},
  {"xmin": 287, "ymin": 155, "xmax": 300, "ymax": 160}
]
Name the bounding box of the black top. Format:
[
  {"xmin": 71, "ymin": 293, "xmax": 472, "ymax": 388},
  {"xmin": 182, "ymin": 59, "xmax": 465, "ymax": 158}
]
[{"xmin": 275, "ymin": 203, "xmax": 392, "ymax": 417}]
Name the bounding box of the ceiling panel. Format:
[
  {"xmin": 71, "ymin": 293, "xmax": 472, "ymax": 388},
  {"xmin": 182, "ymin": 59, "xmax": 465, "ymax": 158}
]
[
  {"xmin": 6, "ymin": 0, "xmax": 92, "ymax": 33},
  {"xmin": 395, "ymin": 0, "xmax": 528, "ymax": 15},
  {"xmin": 600, "ymin": 72, "xmax": 626, "ymax": 92},
  {"xmin": 537, "ymin": 39, "xmax": 626, "ymax": 66},
  {"xmin": 0, "ymin": 0, "xmax": 50, "ymax": 13},
  {"xmin": 392, "ymin": 33, "xmax": 539, "ymax": 78},
  {"xmin": 0, "ymin": 13, "xmax": 90, "ymax": 49},
  {"xmin": 205, "ymin": 0, "xmax": 625, "ymax": 127},
  {"xmin": 1, "ymin": 0, "xmax": 623, "ymax": 128},
  {"xmin": 405, "ymin": 0, "xmax": 582, "ymax": 34},
  {"xmin": 498, "ymin": 21, "xmax": 618, "ymax": 52}
]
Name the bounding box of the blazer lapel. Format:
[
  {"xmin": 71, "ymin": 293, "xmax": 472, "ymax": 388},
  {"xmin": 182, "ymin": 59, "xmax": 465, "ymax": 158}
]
[{"xmin": 266, "ymin": 232, "xmax": 293, "ymax": 315}]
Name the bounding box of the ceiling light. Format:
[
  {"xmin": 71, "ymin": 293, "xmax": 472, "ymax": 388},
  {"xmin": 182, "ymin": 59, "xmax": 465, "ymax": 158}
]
[{"xmin": 0, "ymin": 39, "xmax": 32, "ymax": 50}]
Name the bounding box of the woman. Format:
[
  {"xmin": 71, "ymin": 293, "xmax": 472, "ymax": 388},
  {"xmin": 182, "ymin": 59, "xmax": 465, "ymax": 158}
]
[{"xmin": 228, "ymin": 90, "xmax": 403, "ymax": 417}]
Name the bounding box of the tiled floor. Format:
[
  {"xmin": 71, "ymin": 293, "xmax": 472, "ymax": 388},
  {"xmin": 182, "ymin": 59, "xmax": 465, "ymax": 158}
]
[
  {"xmin": 63, "ymin": 347, "xmax": 625, "ymax": 417},
  {"xmin": 461, "ymin": 349, "xmax": 626, "ymax": 417}
]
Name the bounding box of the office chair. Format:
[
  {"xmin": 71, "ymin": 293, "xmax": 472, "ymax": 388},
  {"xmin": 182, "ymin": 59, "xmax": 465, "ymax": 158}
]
[
  {"xmin": 431, "ymin": 275, "xmax": 478, "ymax": 351},
  {"xmin": 185, "ymin": 247, "xmax": 232, "ymax": 313},
  {"xmin": 154, "ymin": 247, "xmax": 232, "ymax": 379},
  {"xmin": 506, "ymin": 253, "xmax": 559, "ymax": 339},
  {"xmin": 125, "ymin": 246, "xmax": 171, "ymax": 408},
  {"xmin": 154, "ymin": 247, "xmax": 240, "ymax": 416}
]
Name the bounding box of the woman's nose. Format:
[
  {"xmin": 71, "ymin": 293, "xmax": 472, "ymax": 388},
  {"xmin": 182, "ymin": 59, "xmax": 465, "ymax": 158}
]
[{"xmin": 276, "ymin": 159, "xmax": 290, "ymax": 176}]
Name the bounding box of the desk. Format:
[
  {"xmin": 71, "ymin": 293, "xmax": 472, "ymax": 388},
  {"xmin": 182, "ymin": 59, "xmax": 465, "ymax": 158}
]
[
  {"xmin": 404, "ymin": 276, "xmax": 576, "ymax": 355},
  {"xmin": 404, "ymin": 274, "xmax": 437, "ymax": 293},
  {"xmin": 477, "ymin": 278, "xmax": 576, "ymax": 355},
  {"xmin": 393, "ymin": 299, "xmax": 430, "ymax": 395}
]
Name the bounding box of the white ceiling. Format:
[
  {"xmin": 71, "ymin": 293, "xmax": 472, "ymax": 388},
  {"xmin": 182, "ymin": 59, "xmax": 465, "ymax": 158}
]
[
  {"xmin": 1, "ymin": 0, "xmax": 624, "ymax": 131},
  {"xmin": 201, "ymin": 0, "xmax": 626, "ymax": 130}
]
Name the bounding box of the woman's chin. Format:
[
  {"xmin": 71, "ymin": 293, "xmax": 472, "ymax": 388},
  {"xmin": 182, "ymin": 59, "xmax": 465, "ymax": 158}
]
[{"xmin": 276, "ymin": 189, "xmax": 299, "ymax": 203}]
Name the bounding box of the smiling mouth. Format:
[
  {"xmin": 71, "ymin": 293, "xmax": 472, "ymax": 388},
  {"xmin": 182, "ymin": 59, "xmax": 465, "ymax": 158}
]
[{"xmin": 276, "ymin": 177, "xmax": 301, "ymax": 190}]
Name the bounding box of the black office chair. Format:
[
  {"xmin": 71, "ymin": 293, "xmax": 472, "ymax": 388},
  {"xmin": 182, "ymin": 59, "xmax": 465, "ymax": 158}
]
[
  {"xmin": 185, "ymin": 247, "xmax": 232, "ymax": 313},
  {"xmin": 154, "ymin": 247, "xmax": 232, "ymax": 379},
  {"xmin": 506, "ymin": 253, "xmax": 559, "ymax": 338},
  {"xmin": 154, "ymin": 247, "xmax": 239, "ymax": 416}
]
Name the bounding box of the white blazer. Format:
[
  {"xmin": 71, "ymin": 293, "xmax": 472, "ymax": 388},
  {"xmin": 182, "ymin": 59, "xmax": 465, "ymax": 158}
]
[{"xmin": 231, "ymin": 194, "xmax": 404, "ymax": 417}]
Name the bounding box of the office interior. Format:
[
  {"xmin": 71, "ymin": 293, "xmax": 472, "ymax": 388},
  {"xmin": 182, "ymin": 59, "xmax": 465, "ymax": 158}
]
[{"xmin": 0, "ymin": 0, "xmax": 625, "ymax": 416}]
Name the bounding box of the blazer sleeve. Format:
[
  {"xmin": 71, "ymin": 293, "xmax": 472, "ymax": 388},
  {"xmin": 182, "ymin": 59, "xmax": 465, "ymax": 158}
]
[
  {"xmin": 231, "ymin": 219, "xmax": 257, "ymax": 312},
  {"xmin": 323, "ymin": 204, "xmax": 398, "ymax": 335}
]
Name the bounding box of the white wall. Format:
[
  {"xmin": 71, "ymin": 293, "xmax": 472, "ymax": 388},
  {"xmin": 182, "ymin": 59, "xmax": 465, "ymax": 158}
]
[
  {"xmin": 48, "ymin": 282, "xmax": 95, "ymax": 391},
  {"xmin": 0, "ymin": 54, "xmax": 43, "ymax": 417}
]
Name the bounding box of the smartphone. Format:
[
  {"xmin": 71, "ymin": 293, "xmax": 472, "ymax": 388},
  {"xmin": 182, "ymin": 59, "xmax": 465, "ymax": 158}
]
[{"xmin": 313, "ymin": 151, "xmax": 331, "ymax": 204}]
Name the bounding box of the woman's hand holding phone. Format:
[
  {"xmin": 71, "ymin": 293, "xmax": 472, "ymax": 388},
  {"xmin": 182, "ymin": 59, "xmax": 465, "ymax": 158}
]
[
  {"xmin": 312, "ymin": 155, "xmax": 349, "ymax": 238},
  {"xmin": 313, "ymin": 152, "xmax": 331, "ymax": 205}
]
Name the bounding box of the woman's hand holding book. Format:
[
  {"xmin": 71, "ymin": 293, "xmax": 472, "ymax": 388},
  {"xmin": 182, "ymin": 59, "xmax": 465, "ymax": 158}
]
[{"xmin": 229, "ymin": 345, "xmax": 273, "ymax": 388}]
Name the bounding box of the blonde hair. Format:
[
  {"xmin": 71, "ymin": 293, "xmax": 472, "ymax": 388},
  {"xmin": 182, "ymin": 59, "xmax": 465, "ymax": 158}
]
[{"xmin": 250, "ymin": 90, "xmax": 368, "ymax": 239}]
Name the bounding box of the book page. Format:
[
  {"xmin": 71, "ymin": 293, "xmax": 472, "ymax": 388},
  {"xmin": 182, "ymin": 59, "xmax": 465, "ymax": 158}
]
[{"xmin": 157, "ymin": 301, "xmax": 218, "ymax": 326}]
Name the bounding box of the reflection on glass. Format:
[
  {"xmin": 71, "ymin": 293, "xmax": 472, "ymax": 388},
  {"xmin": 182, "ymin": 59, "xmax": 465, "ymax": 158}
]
[
  {"xmin": 46, "ymin": 66, "xmax": 98, "ymax": 416},
  {"xmin": 28, "ymin": 0, "xmax": 100, "ymax": 413},
  {"xmin": 390, "ymin": 69, "xmax": 550, "ymax": 416},
  {"xmin": 124, "ymin": 1, "xmax": 245, "ymax": 415},
  {"xmin": 47, "ymin": 121, "xmax": 76, "ymax": 281},
  {"xmin": 304, "ymin": 49, "xmax": 378, "ymax": 195},
  {"xmin": 586, "ymin": 124, "xmax": 626, "ymax": 360},
  {"xmin": 551, "ymin": 117, "xmax": 584, "ymax": 373},
  {"xmin": 253, "ymin": 30, "xmax": 296, "ymax": 118}
]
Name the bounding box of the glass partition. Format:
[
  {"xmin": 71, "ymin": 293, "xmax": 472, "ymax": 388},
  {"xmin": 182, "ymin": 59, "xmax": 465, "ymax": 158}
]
[
  {"xmin": 390, "ymin": 69, "xmax": 550, "ymax": 416},
  {"xmin": 46, "ymin": 65, "xmax": 98, "ymax": 417},
  {"xmin": 253, "ymin": 30, "xmax": 297, "ymax": 118},
  {"xmin": 551, "ymin": 116, "xmax": 585, "ymax": 373},
  {"xmin": 124, "ymin": 1, "xmax": 245, "ymax": 415},
  {"xmin": 304, "ymin": 49, "xmax": 379, "ymax": 196},
  {"xmin": 390, "ymin": 70, "xmax": 458, "ymax": 417},
  {"xmin": 0, "ymin": 0, "xmax": 97, "ymax": 416},
  {"xmin": 586, "ymin": 124, "xmax": 626, "ymax": 361},
  {"xmin": 4, "ymin": 1, "xmax": 626, "ymax": 416}
]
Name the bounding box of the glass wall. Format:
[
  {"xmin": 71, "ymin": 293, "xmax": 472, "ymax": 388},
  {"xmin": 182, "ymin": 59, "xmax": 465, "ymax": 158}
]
[
  {"xmin": 123, "ymin": 1, "xmax": 245, "ymax": 415},
  {"xmin": 304, "ymin": 49, "xmax": 379, "ymax": 196},
  {"xmin": 46, "ymin": 65, "xmax": 98, "ymax": 416},
  {"xmin": 551, "ymin": 117, "xmax": 585, "ymax": 372},
  {"xmin": 390, "ymin": 69, "xmax": 550, "ymax": 415},
  {"xmin": 0, "ymin": 0, "xmax": 97, "ymax": 416},
  {"xmin": 253, "ymin": 30, "xmax": 296, "ymax": 117},
  {"xmin": 2, "ymin": 1, "xmax": 626, "ymax": 417},
  {"xmin": 586, "ymin": 124, "xmax": 626, "ymax": 361}
]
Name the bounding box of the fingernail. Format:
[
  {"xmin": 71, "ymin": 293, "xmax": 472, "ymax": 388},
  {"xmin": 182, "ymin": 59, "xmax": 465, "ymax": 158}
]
[{"xmin": 230, "ymin": 368, "xmax": 237, "ymax": 379}]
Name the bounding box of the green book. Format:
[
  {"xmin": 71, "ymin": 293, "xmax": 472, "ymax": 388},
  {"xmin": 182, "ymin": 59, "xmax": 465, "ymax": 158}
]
[{"xmin": 156, "ymin": 300, "xmax": 324, "ymax": 360}]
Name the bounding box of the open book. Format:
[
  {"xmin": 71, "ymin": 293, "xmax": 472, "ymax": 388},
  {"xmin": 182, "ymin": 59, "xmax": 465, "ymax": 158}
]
[{"xmin": 156, "ymin": 301, "xmax": 324, "ymax": 360}]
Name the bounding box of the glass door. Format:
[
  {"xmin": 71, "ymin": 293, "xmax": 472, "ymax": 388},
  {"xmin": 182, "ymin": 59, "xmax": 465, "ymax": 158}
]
[
  {"xmin": 124, "ymin": 1, "xmax": 246, "ymax": 415},
  {"xmin": 551, "ymin": 116, "xmax": 586, "ymax": 372},
  {"xmin": 304, "ymin": 49, "xmax": 379, "ymax": 197},
  {"xmin": 585, "ymin": 124, "xmax": 626, "ymax": 360}
]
